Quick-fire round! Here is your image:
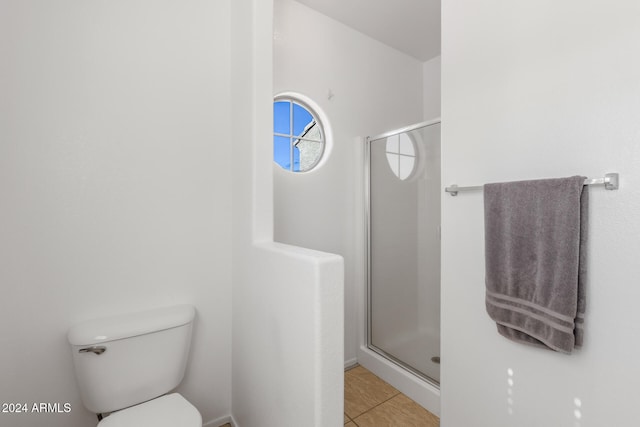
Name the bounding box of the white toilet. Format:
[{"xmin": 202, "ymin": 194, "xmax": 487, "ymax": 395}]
[{"xmin": 67, "ymin": 304, "xmax": 202, "ymax": 426}]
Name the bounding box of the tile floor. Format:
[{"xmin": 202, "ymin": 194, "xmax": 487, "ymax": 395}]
[
  {"xmin": 218, "ymin": 365, "xmax": 439, "ymax": 427},
  {"xmin": 344, "ymin": 365, "xmax": 440, "ymax": 427}
]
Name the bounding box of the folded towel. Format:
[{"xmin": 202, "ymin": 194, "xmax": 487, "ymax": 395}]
[{"xmin": 484, "ymin": 176, "xmax": 588, "ymax": 353}]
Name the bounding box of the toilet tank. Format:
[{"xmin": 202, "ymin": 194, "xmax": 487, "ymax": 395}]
[{"xmin": 67, "ymin": 305, "xmax": 196, "ymax": 414}]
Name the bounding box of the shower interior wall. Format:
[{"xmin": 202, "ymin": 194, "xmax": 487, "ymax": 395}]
[
  {"xmin": 273, "ymin": 0, "xmax": 441, "ymax": 366},
  {"xmin": 421, "ymin": 55, "xmax": 442, "ymax": 343}
]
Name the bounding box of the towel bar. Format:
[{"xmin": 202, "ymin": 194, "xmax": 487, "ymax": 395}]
[{"xmin": 444, "ymin": 173, "xmax": 619, "ymax": 196}]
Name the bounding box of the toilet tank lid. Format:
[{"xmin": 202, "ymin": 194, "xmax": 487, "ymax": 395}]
[{"xmin": 68, "ymin": 304, "xmax": 195, "ymax": 346}]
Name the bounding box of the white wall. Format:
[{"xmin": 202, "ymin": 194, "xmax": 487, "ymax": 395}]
[
  {"xmin": 273, "ymin": 0, "xmax": 424, "ymax": 366},
  {"xmin": 2, "ymin": 1, "xmax": 345, "ymax": 426},
  {"xmin": 423, "ymin": 55, "xmax": 441, "ymax": 120},
  {"xmin": 441, "ymin": 1, "xmax": 640, "ymax": 426},
  {"xmin": 231, "ymin": 1, "xmax": 344, "ymax": 427},
  {"xmin": 0, "ymin": 1, "xmax": 233, "ymax": 426}
]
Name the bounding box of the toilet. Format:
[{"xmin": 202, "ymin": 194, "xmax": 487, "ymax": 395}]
[{"xmin": 67, "ymin": 304, "xmax": 202, "ymax": 426}]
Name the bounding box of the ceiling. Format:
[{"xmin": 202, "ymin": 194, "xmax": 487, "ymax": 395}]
[{"xmin": 293, "ymin": 0, "xmax": 441, "ymax": 62}]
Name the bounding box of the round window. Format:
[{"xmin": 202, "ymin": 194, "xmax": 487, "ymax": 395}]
[
  {"xmin": 385, "ymin": 132, "xmax": 416, "ymax": 180},
  {"xmin": 273, "ymin": 97, "xmax": 325, "ymax": 172}
]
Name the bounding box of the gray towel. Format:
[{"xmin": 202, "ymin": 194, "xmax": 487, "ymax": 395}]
[{"xmin": 484, "ymin": 176, "xmax": 588, "ymax": 354}]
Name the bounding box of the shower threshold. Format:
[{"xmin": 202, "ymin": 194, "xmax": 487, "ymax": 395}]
[
  {"xmin": 357, "ymin": 344, "xmax": 441, "ymax": 416},
  {"xmin": 367, "ymin": 343, "xmax": 440, "ymax": 388}
]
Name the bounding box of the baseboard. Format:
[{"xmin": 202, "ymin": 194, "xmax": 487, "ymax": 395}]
[
  {"xmin": 202, "ymin": 414, "xmax": 238, "ymax": 427},
  {"xmin": 344, "ymin": 357, "xmax": 358, "ymax": 370}
]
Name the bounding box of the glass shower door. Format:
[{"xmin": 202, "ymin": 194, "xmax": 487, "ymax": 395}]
[{"xmin": 367, "ymin": 121, "xmax": 441, "ymax": 385}]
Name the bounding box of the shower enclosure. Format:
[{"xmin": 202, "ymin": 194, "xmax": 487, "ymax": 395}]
[{"xmin": 365, "ymin": 119, "xmax": 441, "ymax": 389}]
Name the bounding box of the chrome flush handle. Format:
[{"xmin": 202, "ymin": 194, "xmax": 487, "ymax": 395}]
[{"xmin": 79, "ymin": 346, "xmax": 107, "ymax": 355}]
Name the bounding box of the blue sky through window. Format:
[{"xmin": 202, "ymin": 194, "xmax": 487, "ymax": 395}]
[
  {"xmin": 274, "ymin": 101, "xmax": 289, "ymax": 134},
  {"xmin": 274, "ymin": 136, "xmax": 300, "ymax": 171},
  {"xmin": 274, "ymin": 100, "xmax": 311, "ymax": 171},
  {"xmin": 293, "ymin": 104, "xmax": 313, "ymax": 136}
]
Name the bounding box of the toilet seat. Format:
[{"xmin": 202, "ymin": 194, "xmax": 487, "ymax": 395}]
[{"xmin": 97, "ymin": 393, "xmax": 201, "ymax": 427}]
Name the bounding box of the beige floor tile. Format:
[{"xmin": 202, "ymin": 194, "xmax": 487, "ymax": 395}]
[
  {"xmin": 344, "ymin": 412, "xmax": 350, "ymax": 424},
  {"xmin": 344, "ymin": 365, "xmax": 399, "ymax": 419},
  {"xmin": 353, "ymin": 394, "xmax": 440, "ymax": 427},
  {"xmin": 345, "ymin": 423, "xmax": 356, "ymax": 427}
]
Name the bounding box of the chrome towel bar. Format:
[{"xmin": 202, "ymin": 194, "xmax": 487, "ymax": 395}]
[{"xmin": 445, "ymin": 173, "xmax": 619, "ymax": 196}]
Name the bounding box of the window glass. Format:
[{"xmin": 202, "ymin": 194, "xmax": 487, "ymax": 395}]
[
  {"xmin": 293, "ymin": 103, "xmax": 314, "ymax": 138},
  {"xmin": 274, "ymin": 135, "xmax": 292, "ymax": 170},
  {"xmin": 273, "ymin": 97, "xmax": 325, "ymax": 172}
]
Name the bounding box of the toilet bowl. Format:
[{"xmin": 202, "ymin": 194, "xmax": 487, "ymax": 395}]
[
  {"xmin": 68, "ymin": 305, "xmax": 202, "ymax": 426},
  {"xmin": 97, "ymin": 393, "xmax": 200, "ymax": 427}
]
